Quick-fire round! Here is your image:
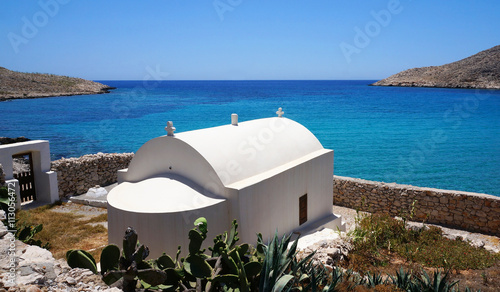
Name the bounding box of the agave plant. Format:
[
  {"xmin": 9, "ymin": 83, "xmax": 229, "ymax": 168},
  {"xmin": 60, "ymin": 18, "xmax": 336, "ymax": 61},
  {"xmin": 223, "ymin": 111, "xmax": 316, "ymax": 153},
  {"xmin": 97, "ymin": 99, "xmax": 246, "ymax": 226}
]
[
  {"xmin": 323, "ymin": 266, "xmax": 344, "ymax": 291},
  {"xmin": 416, "ymin": 269, "xmax": 459, "ymax": 292},
  {"xmin": 389, "ymin": 267, "xmax": 414, "ymax": 291},
  {"xmin": 363, "ymin": 271, "xmax": 386, "ymax": 288},
  {"xmin": 258, "ymin": 231, "xmax": 298, "ymax": 291}
]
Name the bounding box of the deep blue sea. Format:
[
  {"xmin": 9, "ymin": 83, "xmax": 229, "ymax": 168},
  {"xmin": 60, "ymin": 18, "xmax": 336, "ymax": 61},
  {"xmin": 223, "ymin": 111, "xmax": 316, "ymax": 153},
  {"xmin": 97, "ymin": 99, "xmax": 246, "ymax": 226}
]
[{"xmin": 1, "ymin": 80, "xmax": 499, "ymax": 195}]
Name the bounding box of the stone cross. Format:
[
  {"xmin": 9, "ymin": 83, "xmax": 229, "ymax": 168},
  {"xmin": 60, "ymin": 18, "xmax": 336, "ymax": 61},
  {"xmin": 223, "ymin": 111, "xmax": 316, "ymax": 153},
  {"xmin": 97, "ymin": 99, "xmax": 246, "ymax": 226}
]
[
  {"xmin": 276, "ymin": 107, "xmax": 284, "ymax": 118},
  {"xmin": 165, "ymin": 121, "xmax": 176, "ymax": 136}
]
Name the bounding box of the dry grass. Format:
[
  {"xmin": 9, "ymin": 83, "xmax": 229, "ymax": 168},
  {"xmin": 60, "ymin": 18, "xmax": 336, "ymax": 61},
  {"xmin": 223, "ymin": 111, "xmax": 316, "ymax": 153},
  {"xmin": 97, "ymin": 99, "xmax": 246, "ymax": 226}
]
[
  {"xmin": 85, "ymin": 213, "xmax": 108, "ymax": 223},
  {"xmin": 16, "ymin": 203, "xmax": 108, "ymax": 259}
]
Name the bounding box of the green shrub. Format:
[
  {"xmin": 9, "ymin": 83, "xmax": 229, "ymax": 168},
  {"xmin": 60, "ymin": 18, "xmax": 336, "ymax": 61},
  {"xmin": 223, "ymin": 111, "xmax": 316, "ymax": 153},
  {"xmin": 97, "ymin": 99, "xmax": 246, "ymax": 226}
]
[{"xmin": 350, "ymin": 213, "xmax": 499, "ymax": 271}]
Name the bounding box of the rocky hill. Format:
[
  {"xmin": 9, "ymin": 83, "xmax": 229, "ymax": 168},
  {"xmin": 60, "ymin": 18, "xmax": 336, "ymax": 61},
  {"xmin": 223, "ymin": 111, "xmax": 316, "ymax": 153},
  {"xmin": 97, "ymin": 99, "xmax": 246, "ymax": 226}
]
[
  {"xmin": 0, "ymin": 67, "xmax": 115, "ymax": 101},
  {"xmin": 372, "ymin": 45, "xmax": 500, "ymax": 89}
]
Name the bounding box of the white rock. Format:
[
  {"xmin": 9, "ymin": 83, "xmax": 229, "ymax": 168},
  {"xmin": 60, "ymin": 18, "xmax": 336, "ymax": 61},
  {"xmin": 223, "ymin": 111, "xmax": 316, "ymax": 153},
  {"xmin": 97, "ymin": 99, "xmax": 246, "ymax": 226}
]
[
  {"xmin": 66, "ymin": 276, "xmax": 77, "ymax": 285},
  {"xmin": 325, "ymin": 247, "xmax": 340, "ymax": 258},
  {"xmin": 293, "ymin": 228, "xmax": 342, "ymax": 250},
  {"xmin": 21, "ymin": 245, "xmax": 54, "ymax": 262},
  {"xmin": 26, "ymin": 285, "xmax": 42, "ymax": 292},
  {"xmin": 86, "ymin": 186, "xmax": 107, "ymax": 198},
  {"xmin": 472, "ymin": 240, "xmax": 485, "ymax": 248},
  {"xmin": 16, "ymin": 272, "xmax": 46, "ymax": 286}
]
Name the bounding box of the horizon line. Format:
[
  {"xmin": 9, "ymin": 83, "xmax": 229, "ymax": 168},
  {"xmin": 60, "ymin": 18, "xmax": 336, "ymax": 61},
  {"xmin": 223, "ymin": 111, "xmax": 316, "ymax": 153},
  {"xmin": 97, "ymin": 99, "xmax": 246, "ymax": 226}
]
[{"xmin": 94, "ymin": 79, "xmax": 380, "ymax": 82}]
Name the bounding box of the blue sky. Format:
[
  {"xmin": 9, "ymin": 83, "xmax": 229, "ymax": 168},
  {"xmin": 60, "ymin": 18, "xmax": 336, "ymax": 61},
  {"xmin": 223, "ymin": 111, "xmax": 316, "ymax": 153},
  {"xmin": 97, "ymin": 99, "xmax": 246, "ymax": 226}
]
[{"xmin": 0, "ymin": 0, "xmax": 499, "ymax": 80}]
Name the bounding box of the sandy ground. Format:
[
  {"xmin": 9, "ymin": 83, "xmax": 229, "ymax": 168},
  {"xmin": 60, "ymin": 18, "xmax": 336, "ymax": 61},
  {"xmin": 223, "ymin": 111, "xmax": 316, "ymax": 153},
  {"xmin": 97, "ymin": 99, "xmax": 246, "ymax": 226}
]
[{"xmin": 49, "ymin": 203, "xmax": 107, "ymax": 219}]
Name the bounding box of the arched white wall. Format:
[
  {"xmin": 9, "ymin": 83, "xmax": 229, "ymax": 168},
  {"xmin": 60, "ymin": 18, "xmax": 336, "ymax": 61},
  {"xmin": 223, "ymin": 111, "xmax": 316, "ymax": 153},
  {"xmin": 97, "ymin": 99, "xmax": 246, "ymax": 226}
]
[
  {"xmin": 178, "ymin": 118, "xmax": 324, "ymax": 186},
  {"xmin": 121, "ymin": 137, "xmax": 226, "ymax": 198}
]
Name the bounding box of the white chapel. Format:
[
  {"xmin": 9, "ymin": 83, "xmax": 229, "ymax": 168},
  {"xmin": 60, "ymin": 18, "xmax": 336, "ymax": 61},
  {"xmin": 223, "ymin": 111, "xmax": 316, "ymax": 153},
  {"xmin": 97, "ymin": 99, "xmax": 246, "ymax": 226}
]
[{"xmin": 107, "ymin": 109, "xmax": 344, "ymax": 257}]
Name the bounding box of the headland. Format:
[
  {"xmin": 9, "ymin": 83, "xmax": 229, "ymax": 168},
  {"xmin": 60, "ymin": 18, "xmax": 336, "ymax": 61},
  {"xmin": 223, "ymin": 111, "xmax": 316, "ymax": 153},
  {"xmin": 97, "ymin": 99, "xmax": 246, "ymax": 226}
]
[
  {"xmin": 372, "ymin": 45, "xmax": 500, "ymax": 89},
  {"xmin": 0, "ymin": 67, "xmax": 115, "ymax": 101}
]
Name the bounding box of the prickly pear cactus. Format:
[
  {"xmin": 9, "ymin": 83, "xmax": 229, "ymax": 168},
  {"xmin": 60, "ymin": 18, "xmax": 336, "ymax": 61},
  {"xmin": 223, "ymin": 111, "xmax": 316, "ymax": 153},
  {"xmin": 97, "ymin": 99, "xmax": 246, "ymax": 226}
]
[
  {"xmin": 100, "ymin": 244, "xmax": 120, "ymax": 274},
  {"xmin": 66, "ymin": 249, "xmax": 97, "ymax": 274}
]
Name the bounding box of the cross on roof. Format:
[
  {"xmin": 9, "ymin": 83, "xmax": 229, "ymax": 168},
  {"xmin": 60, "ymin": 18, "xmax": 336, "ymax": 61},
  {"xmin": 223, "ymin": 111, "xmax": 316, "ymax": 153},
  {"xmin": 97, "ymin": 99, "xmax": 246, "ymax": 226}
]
[
  {"xmin": 165, "ymin": 121, "xmax": 176, "ymax": 136},
  {"xmin": 276, "ymin": 107, "xmax": 284, "ymax": 118}
]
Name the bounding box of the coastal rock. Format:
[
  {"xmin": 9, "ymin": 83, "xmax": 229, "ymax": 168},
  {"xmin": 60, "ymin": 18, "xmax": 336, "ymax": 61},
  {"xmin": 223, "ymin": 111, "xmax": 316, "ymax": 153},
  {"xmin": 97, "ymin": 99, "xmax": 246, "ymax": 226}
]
[
  {"xmin": 372, "ymin": 45, "xmax": 500, "ymax": 89},
  {"xmin": 0, "ymin": 228, "xmax": 119, "ymax": 291},
  {"xmin": 0, "ymin": 67, "xmax": 115, "ymax": 101},
  {"xmin": 294, "ymin": 229, "xmax": 353, "ymax": 267},
  {"xmin": 18, "ymin": 246, "xmax": 58, "ymax": 281},
  {"xmin": 65, "ymin": 277, "xmax": 76, "ymax": 285},
  {"xmin": 25, "ymin": 286, "xmax": 41, "ymax": 292}
]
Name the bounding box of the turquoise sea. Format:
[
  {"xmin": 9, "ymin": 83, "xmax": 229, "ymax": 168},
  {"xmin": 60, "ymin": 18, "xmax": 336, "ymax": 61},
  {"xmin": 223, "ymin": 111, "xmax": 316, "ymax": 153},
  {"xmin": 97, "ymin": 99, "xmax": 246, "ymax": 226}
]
[{"xmin": 1, "ymin": 80, "xmax": 499, "ymax": 195}]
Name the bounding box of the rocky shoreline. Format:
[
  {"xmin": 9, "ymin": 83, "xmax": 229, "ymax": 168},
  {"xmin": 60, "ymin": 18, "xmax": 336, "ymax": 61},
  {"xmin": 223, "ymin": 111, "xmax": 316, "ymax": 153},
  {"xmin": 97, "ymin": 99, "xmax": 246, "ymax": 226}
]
[
  {"xmin": 372, "ymin": 45, "xmax": 500, "ymax": 89},
  {"xmin": 0, "ymin": 90, "xmax": 116, "ymax": 102},
  {"xmin": 0, "ymin": 67, "xmax": 115, "ymax": 101}
]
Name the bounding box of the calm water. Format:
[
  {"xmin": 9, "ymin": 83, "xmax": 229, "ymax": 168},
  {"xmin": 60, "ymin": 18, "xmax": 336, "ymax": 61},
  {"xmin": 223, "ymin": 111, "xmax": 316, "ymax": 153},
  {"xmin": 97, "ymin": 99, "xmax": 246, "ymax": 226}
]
[{"xmin": 1, "ymin": 80, "xmax": 499, "ymax": 195}]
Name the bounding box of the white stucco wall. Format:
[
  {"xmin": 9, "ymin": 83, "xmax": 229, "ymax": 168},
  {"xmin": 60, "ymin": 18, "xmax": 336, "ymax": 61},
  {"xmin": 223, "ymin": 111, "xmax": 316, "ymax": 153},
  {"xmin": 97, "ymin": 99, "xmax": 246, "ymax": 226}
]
[
  {"xmin": 108, "ymin": 199, "xmax": 230, "ymax": 258},
  {"xmin": 227, "ymin": 149, "xmax": 335, "ymax": 244},
  {"xmin": 0, "ymin": 141, "xmax": 52, "ymax": 179},
  {"xmin": 0, "ymin": 140, "xmax": 58, "ymax": 205}
]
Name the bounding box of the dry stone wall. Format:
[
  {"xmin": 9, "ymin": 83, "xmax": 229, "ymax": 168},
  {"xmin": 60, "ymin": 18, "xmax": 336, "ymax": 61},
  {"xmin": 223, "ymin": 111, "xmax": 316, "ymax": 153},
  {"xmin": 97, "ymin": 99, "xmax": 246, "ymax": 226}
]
[
  {"xmin": 51, "ymin": 153, "xmax": 134, "ymax": 198},
  {"xmin": 333, "ymin": 175, "xmax": 500, "ymax": 236}
]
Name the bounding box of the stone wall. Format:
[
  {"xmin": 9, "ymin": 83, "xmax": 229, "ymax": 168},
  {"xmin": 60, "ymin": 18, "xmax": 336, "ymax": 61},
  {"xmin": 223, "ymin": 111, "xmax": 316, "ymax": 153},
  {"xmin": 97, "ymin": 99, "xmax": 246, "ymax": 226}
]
[
  {"xmin": 333, "ymin": 175, "xmax": 500, "ymax": 236},
  {"xmin": 51, "ymin": 153, "xmax": 134, "ymax": 198}
]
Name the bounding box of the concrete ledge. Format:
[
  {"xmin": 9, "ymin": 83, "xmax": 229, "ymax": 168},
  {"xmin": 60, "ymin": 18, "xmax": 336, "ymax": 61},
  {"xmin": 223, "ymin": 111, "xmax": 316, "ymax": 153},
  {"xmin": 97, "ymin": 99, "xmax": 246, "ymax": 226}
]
[
  {"xmin": 69, "ymin": 194, "xmax": 108, "ymax": 208},
  {"xmin": 293, "ymin": 211, "xmax": 346, "ymax": 236}
]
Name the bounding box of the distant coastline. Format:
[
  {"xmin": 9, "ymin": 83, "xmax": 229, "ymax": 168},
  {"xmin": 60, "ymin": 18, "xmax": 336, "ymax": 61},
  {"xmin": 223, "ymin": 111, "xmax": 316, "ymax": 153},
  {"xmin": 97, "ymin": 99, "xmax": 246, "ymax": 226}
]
[
  {"xmin": 0, "ymin": 67, "xmax": 115, "ymax": 101},
  {"xmin": 372, "ymin": 45, "xmax": 500, "ymax": 89}
]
